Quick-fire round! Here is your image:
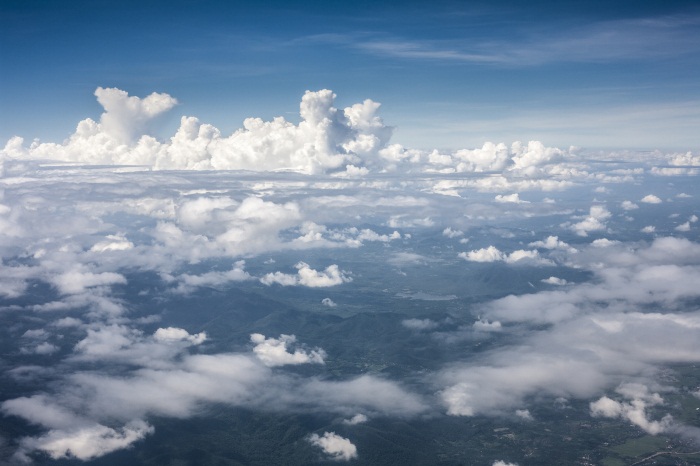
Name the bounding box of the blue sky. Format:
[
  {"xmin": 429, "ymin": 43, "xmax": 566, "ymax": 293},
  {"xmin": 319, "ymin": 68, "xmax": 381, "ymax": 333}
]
[{"xmin": 2, "ymin": 0, "xmax": 699, "ymax": 151}]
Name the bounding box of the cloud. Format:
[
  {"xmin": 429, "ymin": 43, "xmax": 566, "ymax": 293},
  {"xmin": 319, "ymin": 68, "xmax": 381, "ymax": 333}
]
[
  {"xmin": 494, "ymin": 193, "xmax": 528, "ymax": 204},
  {"xmin": 459, "ymin": 246, "xmax": 504, "ymax": 262},
  {"xmin": 541, "ymin": 276, "xmax": 567, "ymax": 286},
  {"xmin": 261, "ymin": 262, "xmax": 352, "ymax": 287},
  {"xmin": 675, "ymin": 221, "xmax": 691, "ymax": 232},
  {"xmin": 620, "ymin": 200, "xmax": 639, "ymax": 210},
  {"xmin": 1, "ymin": 90, "xmax": 700, "ymax": 461},
  {"xmin": 308, "ymin": 432, "xmax": 358, "ymax": 461},
  {"xmin": 89, "ymin": 234, "xmax": 134, "ymax": 253},
  {"xmin": 402, "ymin": 318, "xmax": 439, "ymax": 331},
  {"xmin": 51, "ymin": 269, "xmax": 127, "ymax": 295},
  {"xmin": 2, "ymin": 87, "xmax": 590, "ymax": 181},
  {"xmin": 153, "ymin": 327, "xmax": 207, "ymax": 345},
  {"xmin": 442, "ymin": 227, "xmax": 464, "ymax": 238},
  {"xmin": 529, "ymin": 236, "xmax": 576, "ymax": 252},
  {"xmin": 569, "ymin": 205, "xmax": 611, "ymax": 236},
  {"xmin": 95, "ymin": 87, "xmax": 178, "ymax": 144},
  {"xmin": 322, "ymin": 297, "xmax": 337, "ymax": 307},
  {"xmin": 439, "ymin": 237, "xmax": 700, "ymax": 421},
  {"xmin": 590, "ymin": 383, "xmax": 673, "ymax": 435},
  {"xmin": 343, "ymin": 413, "xmax": 368, "ymax": 425},
  {"xmin": 473, "ymin": 319, "xmax": 502, "ymax": 332},
  {"xmin": 458, "ymin": 246, "xmax": 548, "ymax": 264},
  {"xmin": 250, "ymin": 333, "xmax": 326, "ymax": 367},
  {"xmin": 3, "ymin": 88, "xmax": 394, "ymax": 175},
  {"xmin": 15, "ymin": 420, "xmax": 154, "ymax": 462},
  {"xmin": 641, "ymin": 194, "xmax": 663, "ymax": 204}
]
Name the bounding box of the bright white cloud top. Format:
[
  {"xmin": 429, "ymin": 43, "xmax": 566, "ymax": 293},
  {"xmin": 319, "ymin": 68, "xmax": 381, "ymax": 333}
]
[{"xmin": 0, "ymin": 86, "xmax": 699, "ymax": 465}]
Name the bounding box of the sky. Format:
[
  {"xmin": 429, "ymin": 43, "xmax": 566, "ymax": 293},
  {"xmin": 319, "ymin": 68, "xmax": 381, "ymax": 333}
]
[
  {"xmin": 1, "ymin": 0, "xmax": 700, "ymax": 151},
  {"xmin": 1, "ymin": 1, "xmax": 700, "ymax": 464}
]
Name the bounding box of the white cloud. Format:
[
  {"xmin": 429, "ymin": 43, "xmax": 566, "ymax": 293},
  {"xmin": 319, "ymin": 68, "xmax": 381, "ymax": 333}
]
[
  {"xmin": 641, "ymin": 225, "xmax": 656, "ymax": 233},
  {"xmin": 641, "ymin": 194, "xmax": 663, "ymax": 204},
  {"xmin": 322, "ymin": 297, "xmax": 337, "ymax": 307},
  {"xmin": 570, "ymin": 205, "xmax": 611, "ymax": 236},
  {"xmin": 95, "ymin": 87, "xmax": 177, "ymax": 144},
  {"xmin": 493, "ymin": 461, "xmax": 519, "ymax": 466},
  {"xmin": 165, "ymin": 261, "xmax": 252, "ymax": 293},
  {"xmin": 494, "ymin": 193, "xmax": 528, "ymax": 204},
  {"xmin": 442, "ymin": 227, "xmax": 464, "ymax": 238},
  {"xmin": 528, "ymin": 235, "xmax": 576, "ymax": 252},
  {"xmin": 308, "ymin": 432, "xmax": 358, "ymax": 461},
  {"xmin": 153, "ymin": 327, "xmax": 207, "ymax": 345},
  {"xmin": 261, "ymin": 262, "xmax": 352, "ymax": 287},
  {"xmin": 15, "ymin": 420, "xmax": 154, "ymax": 462},
  {"xmin": 621, "ymin": 200, "xmax": 639, "ymax": 210},
  {"xmin": 590, "ymin": 383, "xmax": 673, "ymax": 435},
  {"xmin": 675, "ymin": 221, "xmax": 691, "ymax": 232},
  {"xmin": 51, "ymin": 269, "xmax": 127, "ymax": 295},
  {"xmin": 89, "ymin": 234, "xmax": 134, "ymax": 253},
  {"xmin": 473, "ymin": 319, "xmax": 502, "ymax": 332},
  {"xmin": 515, "ymin": 409, "xmax": 533, "ymax": 420},
  {"xmin": 250, "ymin": 333, "xmax": 326, "ymax": 367},
  {"xmin": 402, "ymin": 318, "xmax": 439, "ymax": 331},
  {"xmin": 459, "ymin": 246, "xmax": 548, "ymax": 264},
  {"xmin": 343, "ymin": 413, "xmax": 368, "ymax": 425},
  {"xmin": 541, "ymin": 276, "xmax": 567, "ymax": 286},
  {"xmin": 459, "ymin": 246, "xmax": 505, "ymax": 262}
]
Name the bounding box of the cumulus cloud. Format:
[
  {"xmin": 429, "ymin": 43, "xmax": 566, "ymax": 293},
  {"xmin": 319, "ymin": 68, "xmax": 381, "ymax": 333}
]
[
  {"xmin": 308, "ymin": 432, "xmax": 358, "ymax": 461},
  {"xmin": 51, "ymin": 269, "xmax": 127, "ymax": 295},
  {"xmin": 458, "ymin": 246, "xmax": 548, "ymax": 264},
  {"xmin": 250, "ymin": 334, "xmax": 326, "ymax": 367},
  {"xmin": 261, "ymin": 262, "xmax": 352, "ymax": 287},
  {"xmin": 442, "ymin": 227, "xmax": 464, "ymax": 238},
  {"xmin": 590, "ymin": 383, "xmax": 673, "ymax": 435},
  {"xmin": 343, "ymin": 413, "xmax": 368, "ymax": 425},
  {"xmin": 440, "ymin": 237, "xmax": 700, "ymax": 421},
  {"xmin": 494, "ymin": 193, "xmax": 528, "ymax": 204},
  {"xmin": 641, "ymin": 194, "xmax": 663, "ymax": 204},
  {"xmin": 96, "ymin": 87, "xmax": 178, "ymax": 144},
  {"xmin": 459, "ymin": 246, "xmax": 505, "ymax": 262},
  {"xmin": 675, "ymin": 221, "xmax": 691, "ymax": 232},
  {"xmin": 620, "ymin": 200, "xmax": 639, "ymax": 210},
  {"xmin": 15, "ymin": 420, "xmax": 154, "ymax": 462},
  {"xmin": 541, "ymin": 276, "xmax": 567, "ymax": 285},
  {"xmin": 402, "ymin": 318, "xmax": 439, "ymax": 331},
  {"xmin": 528, "ymin": 235, "xmax": 576, "ymax": 252},
  {"xmin": 569, "ymin": 205, "xmax": 611, "ymax": 236},
  {"xmin": 2, "ymin": 87, "xmax": 588, "ymax": 181},
  {"xmin": 89, "ymin": 234, "xmax": 134, "ymax": 253},
  {"xmin": 322, "ymin": 297, "xmax": 337, "ymax": 307},
  {"xmin": 153, "ymin": 327, "xmax": 207, "ymax": 345},
  {"xmin": 473, "ymin": 319, "xmax": 502, "ymax": 332}
]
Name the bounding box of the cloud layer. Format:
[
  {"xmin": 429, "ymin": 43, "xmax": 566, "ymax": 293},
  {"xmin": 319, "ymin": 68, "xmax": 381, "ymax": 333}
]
[{"xmin": 0, "ymin": 87, "xmax": 699, "ymax": 464}]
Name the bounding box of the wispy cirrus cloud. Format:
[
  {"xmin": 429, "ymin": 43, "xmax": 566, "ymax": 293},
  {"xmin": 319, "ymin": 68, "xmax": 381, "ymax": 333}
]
[{"xmin": 322, "ymin": 15, "xmax": 700, "ymax": 66}]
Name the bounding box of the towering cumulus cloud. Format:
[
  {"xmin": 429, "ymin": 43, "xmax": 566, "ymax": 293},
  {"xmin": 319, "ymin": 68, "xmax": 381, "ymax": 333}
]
[
  {"xmin": 95, "ymin": 87, "xmax": 178, "ymax": 144},
  {"xmin": 1, "ymin": 87, "xmax": 589, "ymax": 178}
]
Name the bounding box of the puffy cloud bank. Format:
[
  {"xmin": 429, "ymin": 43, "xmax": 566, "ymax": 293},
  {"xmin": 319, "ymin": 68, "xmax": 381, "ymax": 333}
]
[
  {"xmin": 308, "ymin": 432, "xmax": 358, "ymax": 461},
  {"xmin": 1, "ymin": 87, "xmax": 587, "ymax": 179}
]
